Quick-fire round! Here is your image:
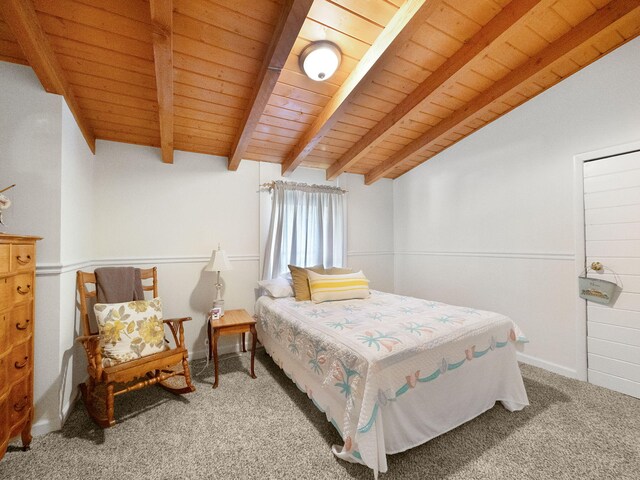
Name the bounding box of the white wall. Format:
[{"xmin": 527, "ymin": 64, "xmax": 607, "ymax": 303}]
[
  {"xmin": 0, "ymin": 62, "xmax": 66, "ymax": 434},
  {"xmin": 0, "ymin": 62, "xmax": 62, "ymax": 260},
  {"xmin": 60, "ymin": 105, "xmax": 94, "ymax": 265},
  {"xmin": 343, "ymin": 173, "xmax": 394, "ymax": 292},
  {"xmin": 393, "ymin": 37, "xmax": 640, "ymax": 378},
  {"xmin": 91, "ymin": 145, "xmax": 259, "ymax": 259},
  {"xmin": 59, "ymin": 103, "xmax": 95, "ymax": 426}
]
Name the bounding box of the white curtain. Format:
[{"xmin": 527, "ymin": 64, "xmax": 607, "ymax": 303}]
[{"xmin": 262, "ymin": 181, "xmax": 347, "ymax": 280}]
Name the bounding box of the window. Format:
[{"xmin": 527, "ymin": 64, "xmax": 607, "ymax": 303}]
[{"xmin": 262, "ymin": 181, "xmax": 346, "ymax": 279}]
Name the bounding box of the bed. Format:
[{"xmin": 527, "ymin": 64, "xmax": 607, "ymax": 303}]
[{"xmin": 255, "ymin": 290, "xmax": 529, "ymax": 477}]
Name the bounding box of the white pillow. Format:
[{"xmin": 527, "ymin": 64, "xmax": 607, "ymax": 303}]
[{"xmin": 258, "ymin": 276, "xmax": 294, "ymax": 298}]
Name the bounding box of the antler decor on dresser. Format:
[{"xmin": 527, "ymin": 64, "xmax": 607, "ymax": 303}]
[
  {"xmin": 0, "ymin": 184, "xmax": 15, "ymax": 226},
  {"xmin": 0, "ymin": 233, "xmax": 41, "ymax": 461}
]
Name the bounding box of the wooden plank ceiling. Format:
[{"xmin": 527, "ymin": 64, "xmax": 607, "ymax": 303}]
[{"xmin": 0, "ymin": 0, "xmax": 639, "ymax": 183}]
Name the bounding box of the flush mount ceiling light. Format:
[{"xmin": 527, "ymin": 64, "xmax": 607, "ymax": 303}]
[{"xmin": 299, "ymin": 40, "xmax": 342, "ymax": 82}]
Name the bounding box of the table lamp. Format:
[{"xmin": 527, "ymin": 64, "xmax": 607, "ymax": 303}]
[{"xmin": 204, "ymin": 245, "xmax": 233, "ymax": 315}]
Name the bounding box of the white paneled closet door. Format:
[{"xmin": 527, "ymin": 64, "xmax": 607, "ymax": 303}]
[{"xmin": 583, "ymin": 150, "xmax": 640, "ymax": 398}]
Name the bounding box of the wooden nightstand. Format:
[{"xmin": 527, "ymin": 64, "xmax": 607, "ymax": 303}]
[{"xmin": 207, "ymin": 309, "xmax": 257, "ymax": 389}]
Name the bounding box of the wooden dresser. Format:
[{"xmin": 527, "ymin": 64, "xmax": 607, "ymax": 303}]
[{"xmin": 0, "ymin": 234, "xmax": 40, "ymax": 460}]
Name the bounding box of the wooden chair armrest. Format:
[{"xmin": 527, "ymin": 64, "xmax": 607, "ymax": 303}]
[
  {"xmin": 162, "ymin": 317, "xmax": 192, "ymax": 324},
  {"xmin": 76, "ymin": 334, "xmax": 103, "ymax": 378},
  {"xmin": 163, "ymin": 317, "xmax": 191, "ymax": 348},
  {"xmin": 76, "ymin": 334, "xmax": 100, "ymax": 343}
]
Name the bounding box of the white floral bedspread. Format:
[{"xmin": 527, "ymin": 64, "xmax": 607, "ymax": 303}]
[{"xmin": 255, "ymin": 290, "xmax": 527, "ymax": 476}]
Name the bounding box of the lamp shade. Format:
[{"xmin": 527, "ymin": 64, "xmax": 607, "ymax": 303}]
[
  {"xmin": 299, "ymin": 41, "xmax": 341, "ymax": 82},
  {"xmin": 204, "ymin": 247, "xmax": 233, "ymax": 272}
]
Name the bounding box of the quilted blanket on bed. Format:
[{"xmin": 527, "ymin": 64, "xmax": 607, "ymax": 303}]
[{"xmin": 255, "ymin": 290, "xmax": 527, "ymax": 475}]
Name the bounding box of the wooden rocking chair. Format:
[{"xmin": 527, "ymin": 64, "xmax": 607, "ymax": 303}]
[{"xmin": 76, "ymin": 267, "xmax": 195, "ymax": 427}]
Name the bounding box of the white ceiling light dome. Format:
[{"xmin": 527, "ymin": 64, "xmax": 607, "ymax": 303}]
[{"xmin": 299, "ymin": 41, "xmax": 342, "ymax": 82}]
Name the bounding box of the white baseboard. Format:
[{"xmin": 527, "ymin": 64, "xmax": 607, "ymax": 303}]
[
  {"xmin": 31, "ymin": 419, "xmax": 60, "ymax": 437},
  {"xmin": 517, "ymin": 352, "xmax": 578, "ymax": 379},
  {"xmin": 189, "ymin": 341, "xmax": 244, "ymax": 361},
  {"xmin": 31, "ymin": 387, "xmax": 80, "ymax": 437}
]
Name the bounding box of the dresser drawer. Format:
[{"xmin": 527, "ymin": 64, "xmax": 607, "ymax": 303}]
[
  {"xmin": 12, "ymin": 244, "xmax": 35, "ymax": 272},
  {"xmin": 8, "ymin": 341, "xmax": 30, "ymax": 384},
  {"xmin": 0, "ymin": 312, "xmax": 8, "ymax": 355},
  {"xmin": 13, "ymin": 273, "xmax": 33, "ymax": 303},
  {"xmin": 0, "ymin": 245, "xmax": 9, "ymax": 274},
  {"xmin": 0, "ymin": 393, "xmax": 8, "ymax": 442},
  {"xmin": 8, "ymin": 378, "xmax": 30, "ymax": 429},
  {"xmin": 9, "ymin": 303, "xmax": 32, "ymax": 345},
  {"xmin": 0, "ymin": 276, "xmax": 13, "ymax": 307},
  {"xmin": 0, "ymin": 354, "xmax": 7, "ymax": 396}
]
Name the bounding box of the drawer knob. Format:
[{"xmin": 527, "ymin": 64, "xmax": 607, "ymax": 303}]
[
  {"xmin": 16, "ymin": 319, "xmax": 30, "ymax": 330},
  {"xmin": 17, "ymin": 284, "xmax": 31, "ymax": 295},
  {"xmin": 15, "ymin": 356, "xmax": 29, "ymax": 369},
  {"xmin": 16, "ymin": 254, "xmax": 32, "ymax": 265},
  {"xmin": 13, "ymin": 396, "xmax": 29, "ymax": 412}
]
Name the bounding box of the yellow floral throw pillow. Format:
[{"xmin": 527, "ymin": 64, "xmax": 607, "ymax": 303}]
[{"xmin": 94, "ymin": 297, "xmax": 167, "ymax": 367}]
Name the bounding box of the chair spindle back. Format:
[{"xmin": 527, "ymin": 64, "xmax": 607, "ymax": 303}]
[{"xmin": 76, "ymin": 267, "xmax": 158, "ymax": 337}]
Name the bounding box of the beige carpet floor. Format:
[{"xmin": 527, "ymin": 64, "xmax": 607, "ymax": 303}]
[{"xmin": 1, "ymin": 349, "xmax": 638, "ymax": 479}]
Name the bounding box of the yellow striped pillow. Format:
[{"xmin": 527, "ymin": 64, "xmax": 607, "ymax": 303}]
[{"xmin": 307, "ymin": 270, "xmax": 370, "ymax": 303}]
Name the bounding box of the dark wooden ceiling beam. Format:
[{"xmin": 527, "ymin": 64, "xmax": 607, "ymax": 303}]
[
  {"xmin": 280, "ymin": 0, "xmax": 441, "ymax": 176},
  {"xmin": 150, "ymin": 0, "xmax": 174, "ymax": 164},
  {"xmin": 365, "ymin": 0, "xmax": 640, "ymax": 185},
  {"xmin": 1, "ymin": 0, "xmax": 96, "ymax": 153},
  {"xmin": 228, "ymin": 0, "xmax": 313, "ymax": 171},
  {"xmin": 326, "ymin": 0, "xmax": 543, "ymax": 181}
]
